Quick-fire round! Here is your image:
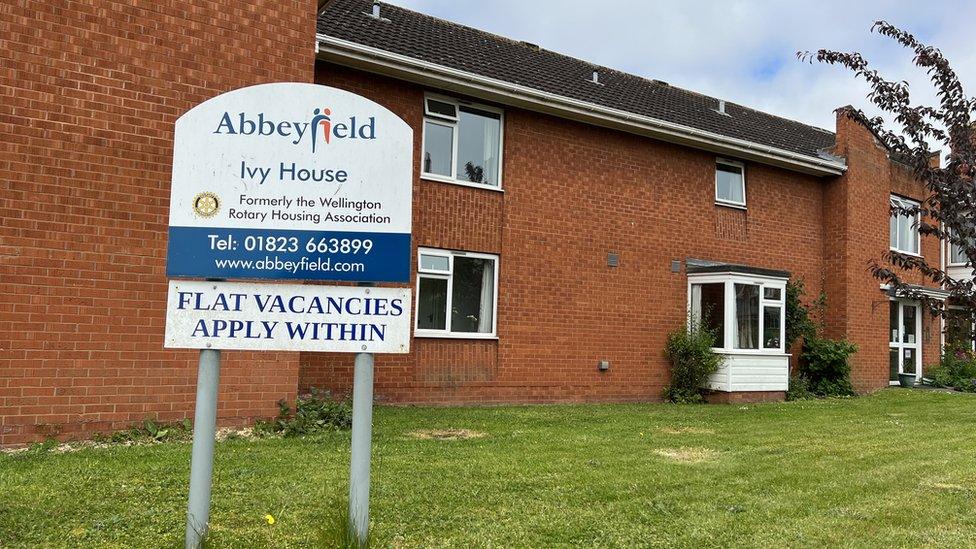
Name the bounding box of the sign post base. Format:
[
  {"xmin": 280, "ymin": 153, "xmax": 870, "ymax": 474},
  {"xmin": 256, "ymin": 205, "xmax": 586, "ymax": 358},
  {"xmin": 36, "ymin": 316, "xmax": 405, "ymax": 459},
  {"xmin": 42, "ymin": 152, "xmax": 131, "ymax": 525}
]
[
  {"xmin": 185, "ymin": 348, "xmax": 221, "ymax": 549},
  {"xmin": 348, "ymin": 351, "xmax": 374, "ymax": 543}
]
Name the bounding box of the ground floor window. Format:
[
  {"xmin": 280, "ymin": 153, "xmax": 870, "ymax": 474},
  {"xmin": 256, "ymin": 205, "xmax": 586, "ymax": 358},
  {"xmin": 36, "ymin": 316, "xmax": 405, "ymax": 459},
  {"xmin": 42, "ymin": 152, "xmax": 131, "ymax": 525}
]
[
  {"xmin": 415, "ymin": 248, "xmax": 498, "ymax": 338},
  {"xmin": 688, "ymin": 271, "xmax": 786, "ymax": 353}
]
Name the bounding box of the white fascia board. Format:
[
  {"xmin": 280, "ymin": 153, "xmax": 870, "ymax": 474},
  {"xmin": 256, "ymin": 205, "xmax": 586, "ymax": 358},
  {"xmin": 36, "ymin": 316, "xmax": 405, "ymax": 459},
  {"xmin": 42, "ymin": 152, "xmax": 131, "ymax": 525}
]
[{"xmin": 315, "ymin": 34, "xmax": 848, "ymax": 177}]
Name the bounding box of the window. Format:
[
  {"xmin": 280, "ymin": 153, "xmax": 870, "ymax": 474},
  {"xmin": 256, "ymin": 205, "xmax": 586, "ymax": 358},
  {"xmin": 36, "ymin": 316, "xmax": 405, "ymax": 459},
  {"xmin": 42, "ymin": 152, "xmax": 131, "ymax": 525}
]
[
  {"xmin": 416, "ymin": 248, "xmax": 498, "ymax": 338},
  {"xmin": 889, "ymin": 195, "xmax": 920, "ymax": 255},
  {"xmin": 950, "ymin": 241, "xmax": 967, "ymax": 265},
  {"xmin": 422, "ymin": 95, "xmax": 503, "ymax": 189},
  {"xmin": 949, "ymin": 234, "xmax": 974, "ymax": 266},
  {"xmin": 690, "ymin": 283, "xmax": 725, "ymax": 347},
  {"xmin": 689, "ymin": 273, "xmax": 786, "ymax": 353},
  {"xmin": 715, "ymin": 159, "xmax": 745, "ymax": 207}
]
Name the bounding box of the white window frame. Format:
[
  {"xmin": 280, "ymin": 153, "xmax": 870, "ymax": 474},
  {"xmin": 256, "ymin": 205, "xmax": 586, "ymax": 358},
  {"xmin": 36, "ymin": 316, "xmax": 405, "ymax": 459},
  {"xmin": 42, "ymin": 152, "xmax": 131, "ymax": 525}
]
[
  {"xmin": 714, "ymin": 158, "xmax": 746, "ymax": 209},
  {"xmin": 421, "ymin": 93, "xmax": 505, "ymax": 192},
  {"xmin": 415, "ymin": 247, "xmax": 499, "ymax": 339},
  {"xmin": 889, "ymin": 195, "xmax": 921, "ymax": 256},
  {"xmin": 687, "ymin": 272, "xmax": 787, "ymax": 355},
  {"xmin": 948, "ymin": 235, "xmax": 970, "ymax": 267}
]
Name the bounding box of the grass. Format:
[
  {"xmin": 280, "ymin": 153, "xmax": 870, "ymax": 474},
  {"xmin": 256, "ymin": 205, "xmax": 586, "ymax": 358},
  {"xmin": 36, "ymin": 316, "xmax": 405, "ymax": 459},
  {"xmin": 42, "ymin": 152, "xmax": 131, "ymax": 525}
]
[{"xmin": 3, "ymin": 389, "xmax": 976, "ymax": 547}]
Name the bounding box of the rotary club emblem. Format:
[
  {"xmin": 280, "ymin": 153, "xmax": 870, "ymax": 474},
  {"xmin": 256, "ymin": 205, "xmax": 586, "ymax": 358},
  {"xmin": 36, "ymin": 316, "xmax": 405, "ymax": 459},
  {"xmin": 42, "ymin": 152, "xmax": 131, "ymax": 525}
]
[{"xmin": 192, "ymin": 192, "xmax": 220, "ymax": 218}]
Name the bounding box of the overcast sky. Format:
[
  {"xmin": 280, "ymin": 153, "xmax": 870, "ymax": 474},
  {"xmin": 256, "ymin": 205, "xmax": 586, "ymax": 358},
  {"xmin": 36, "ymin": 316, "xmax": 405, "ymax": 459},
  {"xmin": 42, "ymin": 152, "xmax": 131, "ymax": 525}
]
[{"xmin": 384, "ymin": 0, "xmax": 976, "ymax": 134}]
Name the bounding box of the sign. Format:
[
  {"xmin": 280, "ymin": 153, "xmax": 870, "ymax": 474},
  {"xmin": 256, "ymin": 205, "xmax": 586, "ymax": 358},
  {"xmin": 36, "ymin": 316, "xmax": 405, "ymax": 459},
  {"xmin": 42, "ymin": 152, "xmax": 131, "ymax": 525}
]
[
  {"xmin": 166, "ymin": 83, "xmax": 413, "ymax": 282},
  {"xmin": 165, "ymin": 280, "xmax": 411, "ymax": 353}
]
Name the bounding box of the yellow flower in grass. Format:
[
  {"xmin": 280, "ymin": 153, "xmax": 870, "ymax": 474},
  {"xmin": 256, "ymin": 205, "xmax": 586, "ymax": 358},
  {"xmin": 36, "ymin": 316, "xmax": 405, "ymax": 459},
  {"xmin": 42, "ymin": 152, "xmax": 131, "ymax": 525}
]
[{"xmin": 265, "ymin": 514, "xmax": 275, "ymax": 525}]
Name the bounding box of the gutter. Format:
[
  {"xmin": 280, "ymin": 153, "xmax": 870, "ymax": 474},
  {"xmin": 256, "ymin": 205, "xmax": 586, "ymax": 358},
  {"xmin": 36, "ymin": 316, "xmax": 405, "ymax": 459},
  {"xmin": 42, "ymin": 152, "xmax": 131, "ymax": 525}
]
[{"xmin": 315, "ymin": 34, "xmax": 847, "ymax": 177}]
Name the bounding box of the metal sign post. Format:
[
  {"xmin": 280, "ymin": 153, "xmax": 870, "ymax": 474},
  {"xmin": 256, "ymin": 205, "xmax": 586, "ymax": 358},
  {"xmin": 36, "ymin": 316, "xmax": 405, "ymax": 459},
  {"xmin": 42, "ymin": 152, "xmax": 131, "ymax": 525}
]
[
  {"xmin": 348, "ymin": 351, "xmax": 374, "ymax": 542},
  {"xmin": 185, "ymin": 348, "xmax": 221, "ymax": 549}
]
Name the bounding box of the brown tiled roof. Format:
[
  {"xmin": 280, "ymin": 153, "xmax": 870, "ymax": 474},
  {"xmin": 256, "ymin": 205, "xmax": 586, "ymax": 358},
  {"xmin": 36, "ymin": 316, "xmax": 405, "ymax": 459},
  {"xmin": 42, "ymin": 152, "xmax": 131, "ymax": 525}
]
[{"xmin": 317, "ymin": 0, "xmax": 837, "ymax": 159}]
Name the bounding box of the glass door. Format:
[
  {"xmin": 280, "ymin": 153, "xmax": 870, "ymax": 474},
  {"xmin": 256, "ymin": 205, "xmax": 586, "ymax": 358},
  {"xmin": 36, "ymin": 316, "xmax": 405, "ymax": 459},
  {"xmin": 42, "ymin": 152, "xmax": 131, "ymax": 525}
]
[{"xmin": 889, "ymin": 300, "xmax": 921, "ymax": 383}]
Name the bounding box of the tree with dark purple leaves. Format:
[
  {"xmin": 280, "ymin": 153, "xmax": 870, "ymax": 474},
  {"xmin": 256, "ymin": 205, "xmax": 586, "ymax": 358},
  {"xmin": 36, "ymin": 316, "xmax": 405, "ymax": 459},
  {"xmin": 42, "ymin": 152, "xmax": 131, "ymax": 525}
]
[{"xmin": 799, "ymin": 22, "xmax": 976, "ymax": 320}]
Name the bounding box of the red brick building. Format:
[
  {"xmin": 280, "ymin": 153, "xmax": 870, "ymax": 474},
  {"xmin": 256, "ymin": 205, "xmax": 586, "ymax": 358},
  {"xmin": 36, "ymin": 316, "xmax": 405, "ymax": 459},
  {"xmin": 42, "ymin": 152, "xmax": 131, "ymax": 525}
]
[{"xmin": 0, "ymin": 0, "xmax": 944, "ymax": 445}]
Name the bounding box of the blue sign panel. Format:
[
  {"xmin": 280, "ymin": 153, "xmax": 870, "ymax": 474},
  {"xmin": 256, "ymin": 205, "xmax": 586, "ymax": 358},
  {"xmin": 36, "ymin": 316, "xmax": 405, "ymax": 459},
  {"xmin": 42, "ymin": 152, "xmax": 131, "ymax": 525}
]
[{"xmin": 166, "ymin": 227, "xmax": 410, "ymax": 282}]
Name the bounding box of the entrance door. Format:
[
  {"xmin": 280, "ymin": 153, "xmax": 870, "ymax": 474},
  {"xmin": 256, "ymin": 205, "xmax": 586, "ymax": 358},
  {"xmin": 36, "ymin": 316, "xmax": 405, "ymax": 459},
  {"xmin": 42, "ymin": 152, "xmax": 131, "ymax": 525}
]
[{"xmin": 889, "ymin": 300, "xmax": 921, "ymax": 383}]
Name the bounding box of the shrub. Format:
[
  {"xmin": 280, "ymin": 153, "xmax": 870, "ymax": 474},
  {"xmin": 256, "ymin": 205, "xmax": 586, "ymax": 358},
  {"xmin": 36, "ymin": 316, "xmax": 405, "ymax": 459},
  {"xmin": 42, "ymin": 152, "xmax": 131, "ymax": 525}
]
[
  {"xmin": 785, "ymin": 375, "xmax": 814, "ymax": 401},
  {"xmin": 663, "ymin": 319, "xmax": 724, "ymax": 403},
  {"xmin": 926, "ymin": 344, "xmax": 976, "ymax": 392},
  {"xmin": 799, "ymin": 337, "xmax": 857, "ymax": 397},
  {"xmin": 92, "ymin": 418, "xmax": 193, "ymax": 444},
  {"xmin": 255, "ymin": 388, "xmax": 352, "ymax": 437},
  {"xmin": 927, "ymin": 364, "xmax": 955, "ymax": 388},
  {"xmin": 784, "ymin": 279, "xmax": 823, "ymax": 351}
]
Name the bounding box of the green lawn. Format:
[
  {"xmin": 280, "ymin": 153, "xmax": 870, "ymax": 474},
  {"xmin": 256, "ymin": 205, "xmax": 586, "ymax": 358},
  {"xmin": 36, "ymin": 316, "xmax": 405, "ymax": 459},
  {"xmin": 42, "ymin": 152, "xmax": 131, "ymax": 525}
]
[{"xmin": 3, "ymin": 390, "xmax": 976, "ymax": 547}]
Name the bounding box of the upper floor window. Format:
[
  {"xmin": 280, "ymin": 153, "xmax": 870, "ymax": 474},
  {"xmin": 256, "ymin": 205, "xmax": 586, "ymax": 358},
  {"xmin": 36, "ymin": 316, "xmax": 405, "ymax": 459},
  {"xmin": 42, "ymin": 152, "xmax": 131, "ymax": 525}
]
[
  {"xmin": 715, "ymin": 159, "xmax": 745, "ymax": 207},
  {"xmin": 422, "ymin": 95, "xmax": 503, "ymax": 189},
  {"xmin": 950, "ymin": 241, "xmax": 967, "ymax": 265},
  {"xmin": 416, "ymin": 248, "xmax": 498, "ymax": 338},
  {"xmin": 889, "ymin": 195, "xmax": 920, "ymax": 255},
  {"xmin": 949, "ymin": 232, "xmax": 974, "ymax": 266}
]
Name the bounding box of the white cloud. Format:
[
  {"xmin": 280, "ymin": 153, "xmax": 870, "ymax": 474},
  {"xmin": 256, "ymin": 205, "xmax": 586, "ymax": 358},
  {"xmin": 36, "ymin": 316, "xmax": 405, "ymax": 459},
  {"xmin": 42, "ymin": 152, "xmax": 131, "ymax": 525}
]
[{"xmin": 383, "ymin": 0, "xmax": 976, "ymax": 135}]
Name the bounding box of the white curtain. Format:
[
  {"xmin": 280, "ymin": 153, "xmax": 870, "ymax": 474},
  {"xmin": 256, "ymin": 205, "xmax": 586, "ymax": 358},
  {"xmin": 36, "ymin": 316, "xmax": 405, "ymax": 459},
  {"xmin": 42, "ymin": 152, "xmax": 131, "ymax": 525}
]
[
  {"xmin": 483, "ymin": 115, "xmax": 499, "ymax": 185},
  {"xmin": 734, "ymin": 284, "xmax": 758, "ymax": 349},
  {"xmin": 477, "ymin": 260, "xmax": 494, "ymax": 333},
  {"xmin": 690, "ymin": 284, "xmax": 702, "ymax": 325}
]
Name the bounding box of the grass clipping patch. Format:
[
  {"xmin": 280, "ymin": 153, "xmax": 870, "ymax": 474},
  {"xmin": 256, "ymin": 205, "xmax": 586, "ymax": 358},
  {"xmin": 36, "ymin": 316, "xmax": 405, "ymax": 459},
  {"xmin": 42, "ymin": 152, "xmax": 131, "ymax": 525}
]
[
  {"xmin": 407, "ymin": 429, "xmax": 487, "ymax": 441},
  {"xmin": 653, "ymin": 447, "xmax": 721, "ymax": 464}
]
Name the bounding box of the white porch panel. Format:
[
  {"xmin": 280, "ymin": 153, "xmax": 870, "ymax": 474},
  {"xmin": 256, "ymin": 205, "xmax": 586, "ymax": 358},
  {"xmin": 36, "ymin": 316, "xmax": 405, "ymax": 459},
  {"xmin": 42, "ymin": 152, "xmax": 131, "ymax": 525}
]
[{"xmin": 706, "ymin": 352, "xmax": 790, "ymax": 392}]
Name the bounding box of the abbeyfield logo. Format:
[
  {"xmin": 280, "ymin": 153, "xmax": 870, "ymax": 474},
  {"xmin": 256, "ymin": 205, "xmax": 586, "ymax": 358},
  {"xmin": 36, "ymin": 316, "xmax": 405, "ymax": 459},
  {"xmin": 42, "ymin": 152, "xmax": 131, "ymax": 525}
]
[{"xmin": 213, "ymin": 109, "xmax": 377, "ymax": 152}]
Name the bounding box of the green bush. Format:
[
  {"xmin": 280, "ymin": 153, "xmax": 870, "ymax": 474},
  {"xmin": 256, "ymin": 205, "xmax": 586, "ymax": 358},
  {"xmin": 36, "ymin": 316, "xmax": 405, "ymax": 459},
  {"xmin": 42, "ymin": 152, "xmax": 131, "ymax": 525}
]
[
  {"xmin": 786, "ymin": 375, "xmax": 814, "ymax": 401},
  {"xmin": 799, "ymin": 337, "xmax": 857, "ymax": 397},
  {"xmin": 926, "ymin": 344, "xmax": 976, "ymax": 392},
  {"xmin": 255, "ymin": 388, "xmax": 352, "ymax": 437},
  {"xmin": 663, "ymin": 319, "xmax": 724, "ymax": 403},
  {"xmin": 784, "ymin": 279, "xmax": 823, "ymax": 351},
  {"xmin": 92, "ymin": 418, "xmax": 193, "ymax": 444}
]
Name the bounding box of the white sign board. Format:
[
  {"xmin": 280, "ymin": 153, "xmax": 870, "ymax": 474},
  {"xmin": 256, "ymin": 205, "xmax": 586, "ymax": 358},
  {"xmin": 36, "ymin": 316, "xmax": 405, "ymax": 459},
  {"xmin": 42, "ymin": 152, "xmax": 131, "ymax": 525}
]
[
  {"xmin": 166, "ymin": 82, "xmax": 412, "ymax": 283},
  {"xmin": 165, "ymin": 280, "xmax": 411, "ymax": 353}
]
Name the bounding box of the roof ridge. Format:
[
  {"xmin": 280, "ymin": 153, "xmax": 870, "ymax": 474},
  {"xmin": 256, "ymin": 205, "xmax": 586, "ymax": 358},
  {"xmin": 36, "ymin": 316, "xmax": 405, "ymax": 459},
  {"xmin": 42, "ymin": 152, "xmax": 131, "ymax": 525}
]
[
  {"xmin": 318, "ymin": 0, "xmax": 839, "ymax": 163},
  {"xmin": 351, "ymin": 1, "xmax": 834, "ymax": 137}
]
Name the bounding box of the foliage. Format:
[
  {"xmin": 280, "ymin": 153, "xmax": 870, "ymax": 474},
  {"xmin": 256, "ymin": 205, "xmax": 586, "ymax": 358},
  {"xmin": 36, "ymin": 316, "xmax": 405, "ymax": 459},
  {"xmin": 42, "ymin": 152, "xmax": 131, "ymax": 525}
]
[
  {"xmin": 255, "ymin": 388, "xmax": 352, "ymax": 437},
  {"xmin": 785, "ymin": 375, "xmax": 814, "ymax": 401},
  {"xmin": 7, "ymin": 438, "xmax": 60, "ymax": 460},
  {"xmin": 784, "ymin": 279, "xmax": 824, "ymax": 351},
  {"xmin": 92, "ymin": 418, "xmax": 193, "ymax": 444},
  {"xmin": 799, "ymin": 337, "xmax": 858, "ymax": 397},
  {"xmin": 926, "ymin": 343, "xmax": 976, "ymax": 392},
  {"xmin": 663, "ymin": 318, "xmax": 724, "ymax": 403},
  {"xmin": 314, "ymin": 498, "xmax": 382, "ymax": 549},
  {"xmin": 463, "ymin": 161, "xmax": 484, "ymax": 183},
  {"xmin": 785, "ymin": 282, "xmax": 847, "ymax": 399},
  {"xmin": 801, "ymin": 23, "xmax": 976, "ymax": 321}
]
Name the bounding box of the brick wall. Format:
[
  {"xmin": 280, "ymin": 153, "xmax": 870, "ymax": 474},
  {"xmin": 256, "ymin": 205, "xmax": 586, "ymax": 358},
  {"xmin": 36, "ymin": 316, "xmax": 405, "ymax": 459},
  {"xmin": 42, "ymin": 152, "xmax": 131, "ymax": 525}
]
[
  {"xmin": 825, "ymin": 109, "xmax": 941, "ymax": 392},
  {"xmin": 0, "ymin": 0, "xmax": 316, "ymax": 445},
  {"xmin": 301, "ymin": 63, "xmax": 829, "ymax": 403},
  {"xmin": 1, "ymin": 6, "xmax": 941, "ymax": 444}
]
